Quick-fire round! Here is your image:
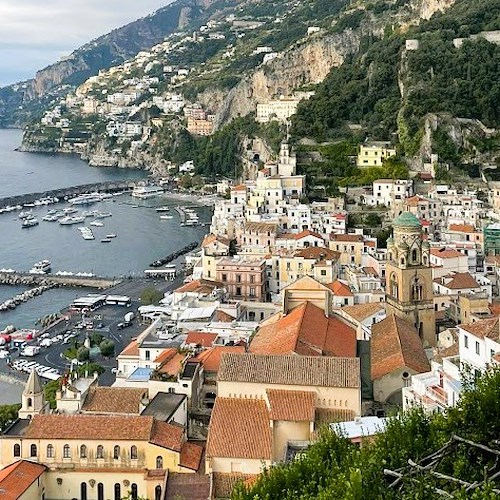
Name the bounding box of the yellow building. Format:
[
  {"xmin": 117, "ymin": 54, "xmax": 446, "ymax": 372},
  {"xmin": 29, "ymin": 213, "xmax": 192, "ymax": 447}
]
[
  {"xmin": 329, "ymin": 234, "xmax": 372, "ymax": 266},
  {"xmin": 206, "ymin": 353, "xmax": 361, "ymax": 475},
  {"xmin": 357, "ymin": 141, "xmax": 396, "ymax": 167},
  {"xmin": 0, "ymin": 414, "xmax": 203, "ymax": 500}
]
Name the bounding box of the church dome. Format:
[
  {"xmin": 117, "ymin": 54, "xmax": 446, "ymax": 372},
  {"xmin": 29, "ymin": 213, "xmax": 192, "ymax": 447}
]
[{"xmin": 393, "ymin": 211, "xmax": 421, "ymax": 228}]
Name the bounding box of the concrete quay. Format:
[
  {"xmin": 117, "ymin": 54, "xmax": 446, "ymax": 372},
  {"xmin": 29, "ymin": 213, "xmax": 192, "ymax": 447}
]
[
  {"xmin": 0, "ymin": 180, "xmax": 141, "ymax": 209},
  {"xmin": 0, "ymin": 272, "xmax": 121, "ymax": 289}
]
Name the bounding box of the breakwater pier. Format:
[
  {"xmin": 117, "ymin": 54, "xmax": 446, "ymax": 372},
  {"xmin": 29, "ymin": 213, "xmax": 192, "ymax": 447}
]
[
  {"xmin": 0, "ymin": 180, "xmax": 140, "ymax": 210},
  {"xmin": 0, "ymin": 272, "xmax": 120, "ymax": 289}
]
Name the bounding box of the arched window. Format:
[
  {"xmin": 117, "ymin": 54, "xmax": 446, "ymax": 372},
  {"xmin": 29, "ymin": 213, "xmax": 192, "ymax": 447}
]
[
  {"xmin": 27, "ymin": 397, "xmax": 32, "ymax": 408},
  {"xmin": 400, "ymin": 257, "xmax": 406, "ymax": 267},
  {"xmin": 113, "ymin": 445, "xmax": 120, "ymax": 460},
  {"xmin": 47, "ymin": 444, "xmax": 54, "ymax": 458},
  {"xmin": 114, "ymin": 483, "xmax": 121, "ymax": 500},
  {"xmin": 131, "ymin": 483, "xmax": 138, "ymax": 500},
  {"xmin": 390, "ymin": 274, "xmax": 398, "ymax": 298},
  {"xmin": 155, "ymin": 485, "xmax": 162, "ymax": 500},
  {"xmin": 63, "ymin": 444, "xmax": 71, "ymax": 459},
  {"xmin": 80, "ymin": 444, "xmax": 87, "ymax": 459},
  {"xmin": 30, "ymin": 444, "xmax": 37, "ymax": 457},
  {"xmin": 130, "ymin": 445, "xmax": 138, "ymax": 460},
  {"xmin": 156, "ymin": 456, "xmax": 163, "ymax": 469},
  {"xmin": 96, "ymin": 445, "xmax": 104, "ymax": 459},
  {"xmin": 97, "ymin": 483, "xmax": 104, "ymax": 500},
  {"xmin": 411, "ymin": 248, "xmax": 418, "ymax": 263},
  {"xmin": 13, "ymin": 444, "xmax": 20, "ymax": 457},
  {"xmin": 411, "ymin": 277, "xmax": 424, "ymax": 302},
  {"xmin": 81, "ymin": 482, "xmax": 88, "ymax": 500}
]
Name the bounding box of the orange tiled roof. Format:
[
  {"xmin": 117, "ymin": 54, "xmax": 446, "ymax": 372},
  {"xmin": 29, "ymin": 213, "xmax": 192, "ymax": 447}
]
[
  {"xmin": 266, "ymin": 389, "xmax": 315, "ymax": 421},
  {"xmin": 279, "ymin": 230, "xmax": 324, "ymax": 240},
  {"xmin": 202, "ymin": 233, "xmax": 231, "ymax": 248},
  {"xmin": 231, "ymin": 184, "xmax": 247, "ymax": 192},
  {"xmin": 206, "ymin": 398, "xmax": 272, "ymax": 460},
  {"xmin": 449, "ymin": 223, "xmax": 475, "ymax": 233},
  {"xmin": 81, "ymin": 387, "xmax": 146, "ymax": 414},
  {"xmin": 119, "ymin": 339, "xmax": 139, "ymax": 357},
  {"xmin": 175, "ymin": 279, "xmax": 221, "ymax": 294},
  {"xmin": 150, "ymin": 419, "xmax": 184, "ymax": 452},
  {"xmin": 327, "ymin": 280, "xmax": 354, "ymax": 296},
  {"xmin": 430, "ymin": 248, "xmax": 465, "ymax": 259},
  {"xmin": 193, "ymin": 345, "xmax": 246, "ymax": 373},
  {"xmin": 371, "ymin": 315, "xmax": 430, "ymax": 380},
  {"xmin": 294, "ymin": 247, "xmax": 340, "ymax": 261},
  {"xmin": 342, "ymin": 303, "xmax": 385, "ymax": 322},
  {"xmin": 158, "ymin": 352, "xmax": 186, "ymax": 377},
  {"xmin": 436, "ymin": 272, "xmax": 480, "ymax": 290},
  {"xmin": 250, "ymin": 301, "xmax": 356, "ymax": 357},
  {"xmin": 179, "ymin": 442, "xmax": 204, "ymax": 471},
  {"xmin": 154, "ymin": 347, "xmax": 178, "ymax": 364},
  {"xmin": 185, "ymin": 331, "xmax": 218, "ymax": 347},
  {"xmin": 330, "ymin": 233, "xmax": 364, "ymax": 242},
  {"xmin": 0, "ymin": 461, "xmax": 46, "ymax": 500},
  {"xmin": 461, "ymin": 318, "xmax": 499, "ymax": 340},
  {"xmin": 212, "ymin": 473, "xmax": 256, "ymax": 499},
  {"xmin": 218, "ymin": 353, "xmax": 360, "ymax": 388}
]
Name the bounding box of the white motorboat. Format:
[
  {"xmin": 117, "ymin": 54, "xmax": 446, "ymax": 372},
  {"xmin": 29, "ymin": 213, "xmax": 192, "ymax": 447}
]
[
  {"xmin": 59, "ymin": 216, "xmax": 85, "ymax": 225},
  {"xmin": 156, "ymin": 206, "xmax": 170, "ymax": 212},
  {"xmin": 89, "ymin": 221, "xmax": 104, "ymax": 227},
  {"xmin": 105, "ymin": 234, "xmax": 117, "ymax": 238},
  {"xmin": 131, "ymin": 185, "xmax": 164, "ymax": 199},
  {"xmin": 19, "ymin": 210, "xmax": 32, "ymax": 219},
  {"xmin": 160, "ymin": 215, "xmax": 173, "ymax": 220},
  {"xmin": 29, "ymin": 260, "xmax": 51, "ymax": 274},
  {"xmin": 22, "ymin": 217, "xmax": 39, "ymax": 228}
]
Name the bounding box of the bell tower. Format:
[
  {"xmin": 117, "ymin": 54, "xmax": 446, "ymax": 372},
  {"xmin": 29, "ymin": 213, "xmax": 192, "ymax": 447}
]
[
  {"xmin": 385, "ymin": 211, "xmax": 435, "ymax": 346},
  {"xmin": 19, "ymin": 369, "xmax": 49, "ymax": 419}
]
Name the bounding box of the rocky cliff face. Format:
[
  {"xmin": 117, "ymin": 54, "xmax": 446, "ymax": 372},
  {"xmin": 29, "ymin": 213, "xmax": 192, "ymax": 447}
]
[
  {"xmin": 214, "ymin": 30, "xmax": 361, "ymax": 128},
  {"xmin": 418, "ymin": 0, "xmax": 456, "ymax": 20}
]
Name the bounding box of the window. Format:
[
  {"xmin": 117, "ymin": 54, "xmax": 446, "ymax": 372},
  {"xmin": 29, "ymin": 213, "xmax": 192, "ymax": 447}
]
[
  {"xmin": 236, "ymin": 274, "xmax": 241, "ymax": 283},
  {"xmin": 80, "ymin": 445, "xmax": 87, "ymax": 459},
  {"xmin": 13, "ymin": 444, "xmax": 20, "ymax": 457},
  {"xmin": 476, "ymin": 341, "xmax": 480, "ymax": 355},
  {"xmin": 236, "ymin": 287, "xmax": 242, "ymax": 296},
  {"xmin": 464, "ymin": 335, "xmax": 469, "ymax": 349},
  {"xmin": 131, "ymin": 484, "xmax": 138, "ymax": 500},
  {"xmin": 114, "ymin": 484, "xmax": 121, "ymax": 500},
  {"xmin": 63, "ymin": 444, "xmax": 71, "ymax": 459},
  {"xmin": 156, "ymin": 456, "xmax": 163, "ymax": 469},
  {"xmin": 155, "ymin": 485, "xmax": 162, "ymax": 500},
  {"xmin": 249, "ymin": 287, "xmax": 255, "ymax": 297},
  {"xmin": 47, "ymin": 444, "xmax": 54, "ymax": 458},
  {"xmin": 411, "ymin": 277, "xmax": 424, "ymax": 301},
  {"xmin": 27, "ymin": 397, "xmax": 32, "ymax": 408},
  {"xmin": 250, "ymin": 274, "xmax": 255, "ymax": 283},
  {"xmin": 131, "ymin": 445, "xmax": 138, "ymax": 460},
  {"xmin": 320, "ymin": 270, "xmax": 327, "ymax": 276},
  {"xmin": 96, "ymin": 445, "xmax": 104, "ymax": 459},
  {"xmin": 222, "ymin": 274, "xmax": 227, "ymax": 282},
  {"xmin": 113, "ymin": 445, "xmax": 120, "ymax": 459},
  {"xmin": 81, "ymin": 482, "xmax": 88, "ymax": 500},
  {"xmin": 98, "ymin": 483, "xmax": 104, "ymax": 500},
  {"xmin": 145, "ymin": 350, "xmax": 150, "ymax": 361},
  {"xmin": 30, "ymin": 444, "xmax": 37, "ymax": 457}
]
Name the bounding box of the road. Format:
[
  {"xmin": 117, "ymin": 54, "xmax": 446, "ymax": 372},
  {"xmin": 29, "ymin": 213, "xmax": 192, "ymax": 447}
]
[{"xmin": 1, "ymin": 274, "xmax": 187, "ymax": 387}]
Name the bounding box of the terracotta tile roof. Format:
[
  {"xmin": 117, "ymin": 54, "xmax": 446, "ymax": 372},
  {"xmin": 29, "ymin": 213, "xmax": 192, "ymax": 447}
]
[
  {"xmin": 266, "ymin": 389, "xmax": 315, "ymax": 421},
  {"xmin": 149, "ymin": 420, "xmax": 184, "ymax": 452},
  {"xmin": 315, "ymin": 408, "xmax": 356, "ymax": 425},
  {"xmin": 449, "ymin": 223, "xmax": 475, "ymax": 233},
  {"xmin": 0, "ymin": 460, "xmax": 46, "ymax": 500},
  {"xmin": 179, "ymin": 442, "xmax": 204, "ymax": 471},
  {"xmin": 193, "ymin": 346, "xmax": 246, "ymax": 373},
  {"xmin": 216, "ymin": 310, "xmax": 236, "ymax": 323},
  {"xmin": 165, "ymin": 473, "xmax": 211, "ymax": 499},
  {"xmin": 24, "ymin": 414, "xmax": 153, "ymax": 440},
  {"xmin": 279, "ymin": 230, "xmax": 324, "ymax": 240},
  {"xmin": 436, "ymin": 272, "xmax": 480, "ymax": 290},
  {"xmin": 243, "ymin": 221, "xmax": 278, "ymax": 234},
  {"xmin": 206, "ymin": 398, "xmax": 272, "ymax": 460},
  {"xmin": 158, "ymin": 352, "xmax": 186, "ymax": 377},
  {"xmin": 185, "ymin": 331, "xmax": 218, "ymax": 347},
  {"xmin": 430, "ymin": 248, "xmax": 465, "ymax": 259},
  {"xmin": 250, "ymin": 301, "xmax": 356, "ymax": 357},
  {"xmin": 154, "ymin": 347, "xmax": 178, "ymax": 364},
  {"xmin": 327, "ymin": 280, "xmax": 354, "ymax": 296},
  {"xmin": 81, "ymin": 387, "xmax": 146, "ymax": 414},
  {"xmin": 489, "ymin": 303, "xmax": 500, "ymax": 316},
  {"xmin": 330, "ymin": 233, "xmax": 364, "ymax": 242},
  {"xmin": 485, "ymin": 255, "xmax": 500, "ymax": 264},
  {"xmin": 461, "ymin": 318, "xmax": 499, "ymax": 340},
  {"xmin": 405, "ymin": 195, "xmax": 427, "ymax": 206},
  {"xmin": 294, "ymin": 247, "xmax": 340, "ymax": 261},
  {"xmin": 434, "ymin": 343, "xmax": 459, "ymax": 363},
  {"xmin": 218, "ymin": 353, "xmax": 360, "ymax": 388},
  {"xmin": 175, "ymin": 280, "xmax": 203, "ymax": 293},
  {"xmin": 119, "ymin": 339, "xmax": 139, "ymax": 357},
  {"xmin": 371, "ymin": 315, "xmax": 430, "ymax": 380},
  {"xmin": 175, "ymin": 279, "xmax": 222, "ymax": 294},
  {"xmin": 342, "ymin": 303, "xmax": 385, "ymax": 322},
  {"xmin": 231, "ymin": 184, "xmax": 247, "ymax": 192},
  {"xmin": 212, "ymin": 473, "xmax": 255, "ymax": 499},
  {"xmin": 202, "ymin": 234, "xmax": 231, "ymax": 248}
]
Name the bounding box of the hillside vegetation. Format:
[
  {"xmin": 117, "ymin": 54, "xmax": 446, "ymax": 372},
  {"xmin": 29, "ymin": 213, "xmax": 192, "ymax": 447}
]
[{"xmin": 233, "ymin": 369, "xmax": 500, "ymax": 500}]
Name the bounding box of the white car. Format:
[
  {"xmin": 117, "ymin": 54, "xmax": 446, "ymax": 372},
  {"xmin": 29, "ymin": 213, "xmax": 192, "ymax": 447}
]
[{"xmin": 0, "ymin": 350, "xmax": 9, "ymax": 359}]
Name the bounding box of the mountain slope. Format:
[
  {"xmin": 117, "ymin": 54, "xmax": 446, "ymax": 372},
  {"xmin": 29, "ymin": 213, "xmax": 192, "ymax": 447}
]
[{"xmin": 0, "ymin": 0, "xmax": 219, "ymax": 127}]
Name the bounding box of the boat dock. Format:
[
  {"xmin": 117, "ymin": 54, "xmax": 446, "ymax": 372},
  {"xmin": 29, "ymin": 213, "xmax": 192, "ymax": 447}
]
[
  {"xmin": 150, "ymin": 241, "xmax": 198, "ymax": 268},
  {"xmin": 0, "ymin": 180, "xmax": 141, "ymax": 210},
  {"xmin": 0, "ymin": 271, "xmax": 121, "ymax": 290}
]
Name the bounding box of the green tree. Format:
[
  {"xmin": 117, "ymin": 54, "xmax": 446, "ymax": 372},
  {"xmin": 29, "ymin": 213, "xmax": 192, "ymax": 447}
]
[
  {"xmin": 0, "ymin": 404, "xmax": 21, "ymax": 431},
  {"xmin": 76, "ymin": 346, "xmax": 90, "ymax": 362},
  {"xmin": 99, "ymin": 339, "xmax": 115, "ymax": 357},
  {"xmin": 140, "ymin": 287, "xmax": 163, "ymax": 305}
]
